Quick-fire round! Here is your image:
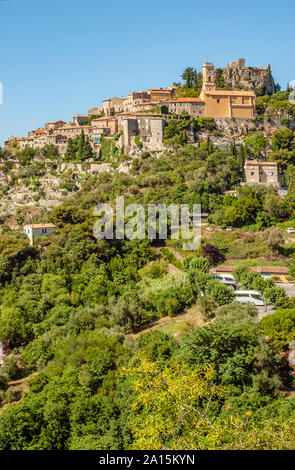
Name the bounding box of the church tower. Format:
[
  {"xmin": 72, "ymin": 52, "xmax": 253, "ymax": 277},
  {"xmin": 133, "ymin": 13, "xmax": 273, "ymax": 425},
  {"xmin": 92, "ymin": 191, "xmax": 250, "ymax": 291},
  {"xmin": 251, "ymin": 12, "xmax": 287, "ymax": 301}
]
[{"xmin": 202, "ymin": 62, "xmax": 216, "ymax": 92}]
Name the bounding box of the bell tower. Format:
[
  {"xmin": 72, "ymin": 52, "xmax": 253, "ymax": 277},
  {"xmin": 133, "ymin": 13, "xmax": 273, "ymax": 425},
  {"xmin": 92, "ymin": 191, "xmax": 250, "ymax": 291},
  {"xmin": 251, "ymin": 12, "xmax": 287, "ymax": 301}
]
[{"xmin": 202, "ymin": 62, "xmax": 216, "ymax": 92}]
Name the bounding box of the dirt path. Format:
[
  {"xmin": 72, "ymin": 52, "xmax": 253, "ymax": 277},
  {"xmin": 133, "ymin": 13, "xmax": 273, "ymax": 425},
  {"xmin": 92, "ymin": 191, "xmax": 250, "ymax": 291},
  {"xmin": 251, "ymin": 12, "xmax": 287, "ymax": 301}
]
[
  {"xmin": 8, "ymin": 372, "xmax": 38, "ymax": 392},
  {"xmin": 132, "ymin": 304, "xmax": 206, "ymax": 339},
  {"xmin": 0, "ymin": 372, "xmax": 38, "ymax": 415}
]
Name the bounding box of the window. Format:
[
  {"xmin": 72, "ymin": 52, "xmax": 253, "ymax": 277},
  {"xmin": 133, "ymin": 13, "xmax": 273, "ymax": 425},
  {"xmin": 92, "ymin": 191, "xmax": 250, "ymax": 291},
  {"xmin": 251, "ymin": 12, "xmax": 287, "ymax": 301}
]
[
  {"xmin": 217, "ymin": 99, "xmax": 220, "ymax": 104},
  {"xmin": 251, "ymin": 294, "xmax": 263, "ymax": 301},
  {"xmin": 42, "ymin": 228, "xmax": 47, "ymax": 234}
]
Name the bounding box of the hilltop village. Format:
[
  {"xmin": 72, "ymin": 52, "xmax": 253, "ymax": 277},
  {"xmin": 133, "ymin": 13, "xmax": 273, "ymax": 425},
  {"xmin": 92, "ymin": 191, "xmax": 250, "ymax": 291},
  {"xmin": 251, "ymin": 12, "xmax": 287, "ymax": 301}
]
[
  {"xmin": 1, "ymin": 57, "xmax": 294, "ymax": 219},
  {"xmin": 5, "ymin": 59, "xmax": 271, "ymax": 155}
]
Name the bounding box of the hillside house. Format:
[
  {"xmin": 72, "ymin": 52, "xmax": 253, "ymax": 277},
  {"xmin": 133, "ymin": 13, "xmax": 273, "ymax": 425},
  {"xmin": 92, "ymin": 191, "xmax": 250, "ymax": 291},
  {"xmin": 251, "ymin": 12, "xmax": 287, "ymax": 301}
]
[
  {"xmin": 24, "ymin": 223, "xmax": 57, "ymax": 246},
  {"xmin": 244, "ymin": 160, "xmax": 280, "ymax": 187}
]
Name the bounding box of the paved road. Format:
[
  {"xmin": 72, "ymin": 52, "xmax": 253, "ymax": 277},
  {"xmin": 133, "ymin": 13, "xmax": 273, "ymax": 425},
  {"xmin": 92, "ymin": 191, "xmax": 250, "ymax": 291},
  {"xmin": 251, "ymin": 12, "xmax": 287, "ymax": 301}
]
[
  {"xmin": 278, "ymin": 282, "xmax": 295, "ymax": 298},
  {"xmin": 257, "ymin": 282, "xmax": 295, "ymax": 321},
  {"xmin": 257, "ymin": 305, "xmax": 275, "ymax": 321}
]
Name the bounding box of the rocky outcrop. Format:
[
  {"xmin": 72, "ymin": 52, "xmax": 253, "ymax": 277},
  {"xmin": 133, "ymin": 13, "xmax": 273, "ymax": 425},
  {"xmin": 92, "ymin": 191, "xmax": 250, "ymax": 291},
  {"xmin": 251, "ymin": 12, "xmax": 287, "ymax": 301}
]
[
  {"xmin": 219, "ymin": 59, "xmax": 276, "ymax": 95},
  {"xmin": 196, "ymin": 117, "xmax": 290, "ymax": 148}
]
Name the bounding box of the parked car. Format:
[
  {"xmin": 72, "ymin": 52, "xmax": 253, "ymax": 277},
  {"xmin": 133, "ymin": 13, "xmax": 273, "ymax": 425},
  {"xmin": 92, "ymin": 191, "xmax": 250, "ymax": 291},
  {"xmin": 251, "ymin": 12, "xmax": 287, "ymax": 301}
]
[
  {"xmin": 213, "ymin": 273, "xmax": 237, "ymax": 290},
  {"xmin": 235, "ymin": 290, "xmax": 264, "ymax": 306},
  {"xmin": 206, "ymin": 226, "xmax": 214, "ymax": 231},
  {"xmin": 249, "ymin": 229, "xmax": 254, "ymax": 233},
  {"xmin": 226, "ymin": 226, "xmax": 233, "ymax": 231},
  {"xmin": 286, "ymin": 228, "xmax": 295, "ymax": 234}
]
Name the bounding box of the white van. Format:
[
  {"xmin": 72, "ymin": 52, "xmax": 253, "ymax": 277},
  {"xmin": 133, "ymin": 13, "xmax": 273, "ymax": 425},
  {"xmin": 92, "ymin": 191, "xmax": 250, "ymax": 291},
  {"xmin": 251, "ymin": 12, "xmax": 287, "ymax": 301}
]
[
  {"xmin": 212, "ymin": 273, "xmax": 237, "ymax": 290},
  {"xmin": 235, "ymin": 290, "xmax": 264, "ymax": 306}
]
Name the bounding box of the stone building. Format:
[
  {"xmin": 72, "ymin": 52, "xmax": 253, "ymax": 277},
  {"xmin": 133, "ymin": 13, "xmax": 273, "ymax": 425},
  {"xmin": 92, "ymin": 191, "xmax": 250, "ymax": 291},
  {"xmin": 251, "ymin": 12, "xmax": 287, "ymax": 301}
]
[
  {"xmin": 168, "ymin": 98, "xmax": 205, "ymax": 117},
  {"xmin": 73, "ymin": 115, "xmax": 89, "ymax": 126},
  {"xmin": 91, "ymin": 116, "xmax": 118, "ymax": 134},
  {"xmin": 244, "ymin": 160, "xmax": 280, "ymax": 187},
  {"xmin": 44, "ymin": 121, "xmax": 66, "ymax": 130},
  {"xmin": 87, "ymin": 106, "xmax": 103, "ymax": 116},
  {"xmin": 200, "ymin": 63, "xmax": 256, "ymax": 118},
  {"xmin": 119, "ymin": 114, "xmax": 165, "ymax": 151},
  {"xmin": 103, "ymin": 97, "xmax": 124, "ymax": 116},
  {"xmin": 123, "ymin": 91, "xmax": 151, "ymax": 113}
]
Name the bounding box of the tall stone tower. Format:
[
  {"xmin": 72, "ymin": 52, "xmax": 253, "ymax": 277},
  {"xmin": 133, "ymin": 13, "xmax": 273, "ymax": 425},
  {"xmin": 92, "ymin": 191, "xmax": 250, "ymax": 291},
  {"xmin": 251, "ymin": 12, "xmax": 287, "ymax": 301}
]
[{"xmin": 202, "ymin": 63, "xmax": 216, "ymax": 91}]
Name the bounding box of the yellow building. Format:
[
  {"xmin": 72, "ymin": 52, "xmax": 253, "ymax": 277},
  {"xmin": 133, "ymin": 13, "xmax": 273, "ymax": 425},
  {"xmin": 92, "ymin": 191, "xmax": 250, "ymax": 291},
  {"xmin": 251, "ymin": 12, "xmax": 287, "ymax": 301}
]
[
  {"xmin": 200, "ymin": 63, "xmax": 256, "ymax": 118},
  {"xmin": 149, "ymin": 87, "xmax": 175, "ymax": 102}
]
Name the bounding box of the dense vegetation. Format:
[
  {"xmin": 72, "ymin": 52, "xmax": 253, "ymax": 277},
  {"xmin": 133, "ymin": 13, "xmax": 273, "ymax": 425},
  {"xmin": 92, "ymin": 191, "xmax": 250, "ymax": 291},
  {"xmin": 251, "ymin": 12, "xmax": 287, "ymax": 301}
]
[{"xmin": 0, "ymin": 138, "xmax": 295, "ymax": 449}]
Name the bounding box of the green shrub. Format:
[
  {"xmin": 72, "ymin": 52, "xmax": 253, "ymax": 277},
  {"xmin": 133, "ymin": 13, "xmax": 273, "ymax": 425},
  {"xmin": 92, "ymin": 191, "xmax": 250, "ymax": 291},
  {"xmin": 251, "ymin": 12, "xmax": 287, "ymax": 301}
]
[{"xmin": 261, "ymin": 309, "xmax": 295, "ymax": 349}]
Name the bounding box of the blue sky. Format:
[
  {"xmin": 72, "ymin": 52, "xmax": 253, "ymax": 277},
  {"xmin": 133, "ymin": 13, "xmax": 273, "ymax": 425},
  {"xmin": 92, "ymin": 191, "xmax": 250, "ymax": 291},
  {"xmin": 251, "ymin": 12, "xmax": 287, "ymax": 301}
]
[{"xmin": 0, "ymin": 0, "xmax": 294, "ymax": 146}]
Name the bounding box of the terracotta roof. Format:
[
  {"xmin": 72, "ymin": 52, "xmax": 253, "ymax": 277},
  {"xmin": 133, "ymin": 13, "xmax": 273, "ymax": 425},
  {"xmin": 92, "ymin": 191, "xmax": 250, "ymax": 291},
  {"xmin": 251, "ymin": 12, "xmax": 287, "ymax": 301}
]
[
  {"xmin": 245, "ymin": 160, "xmax": 278, "ymax": 167},
  {"xmin": 45, "ymin": 121, "xmax": 65, "ymax": 125},
  {"xmin": 204, "ymin": 90, "xmax": 255, "ymax": 96},
  {"xmin": 169, "ymin": 98, "xmax": 204, "ymax": 103},
  {"xmin": 214, "ymin": 265, "xmax": 289, "ymax": 274},
  {"xmin": 25, "ymin": 223, "xmax": 56, "ymax": 229},
  {"xmin": 91, "ymin": 116, "xmax": 117, "ymax": 122},
  {"xmin": 149, "ymin": 88, "xmax": 171, "ymax": 91},
  {"xmin": 119, "ymin": 113, "xmax": 163, "ymax": 119},
  {"xmin": 59, "ymin": 125, "xmax": 94, "ymax": 130},
  {"xmin": 103, "ymin": 97, "xmax": 123, "ymax": 102}
]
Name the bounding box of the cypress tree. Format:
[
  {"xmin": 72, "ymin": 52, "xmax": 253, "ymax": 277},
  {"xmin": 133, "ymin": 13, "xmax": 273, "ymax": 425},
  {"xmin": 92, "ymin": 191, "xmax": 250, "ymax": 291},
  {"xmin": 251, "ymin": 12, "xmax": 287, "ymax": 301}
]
[{"xmin": 65, "ymin": 138, "xmax": 76, "ymax": 161}]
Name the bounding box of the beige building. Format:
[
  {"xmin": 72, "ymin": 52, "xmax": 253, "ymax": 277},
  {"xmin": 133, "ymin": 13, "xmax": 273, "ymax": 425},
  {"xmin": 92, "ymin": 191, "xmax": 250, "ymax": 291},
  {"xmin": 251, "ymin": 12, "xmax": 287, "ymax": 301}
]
[
  {"xmin": 73, "ymin": 115, "xmax": 89, "ymax": 126},
  {"xmin": 91, "ymin": 116, "xmax": 118, "ymax": 134},
  {"xmin": 24, "ymin": 223, "xmax": 56, "ymax": 246},
  {"xmin": 244, "ymin": 160, "xmax": 280, "ymax": 186},
  {"xmin": 44, "ymin": 121, "xmax": 66, "ymax": 130},
  {"xmin": 87, "ymin": 106, "xmax": 103, "ymax": 116},
  {"xmin": 200, "ymin": 63, "xmax": 256, "ymax": 118},
  {"xmin": 103, "ymin": 97, "xmax": 124, "ymax": 116},
  {"xmin": 169, "ymin": 98, "xmax": 205, "ymax": 117},
  {"xmin": 123, "ymin": 91, "xmax": 151, "ymax": 113},
  {"xmin": 149, "ymin": 87, "xmax": 176, "ymax": 102}
]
